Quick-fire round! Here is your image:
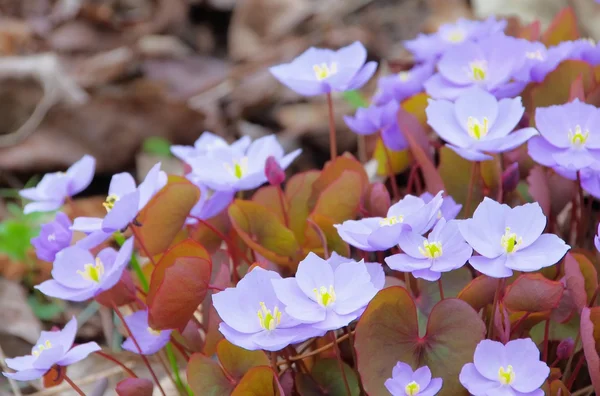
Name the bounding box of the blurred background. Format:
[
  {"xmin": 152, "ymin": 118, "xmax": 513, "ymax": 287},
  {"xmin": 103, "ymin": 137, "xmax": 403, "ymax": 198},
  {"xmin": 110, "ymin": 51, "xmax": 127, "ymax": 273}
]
[{"xmin": 0, "ymin": 0, "xmax": 599, "ymax": 394}]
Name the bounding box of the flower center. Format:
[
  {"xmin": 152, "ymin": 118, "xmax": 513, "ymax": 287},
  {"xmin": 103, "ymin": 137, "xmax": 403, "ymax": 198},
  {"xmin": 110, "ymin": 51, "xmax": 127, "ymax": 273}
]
[
  {"xmin": 568, "ymin": 125, "xmax": 589, "ymax": 147},
  {"xmin": 525, "ymin": 50, "xmax": 545, "ymax": 61},
  {"xmin": 379, "ymin": 215, "xmax": 404, "ymax": 226},
  {"xmin": 313, "ymin": 62, "xmax": 338, "ymax": 81},
  {"xmin": 257, "ymin": 302, "xmax": 282, "ymax": 331},
  {"xmin": 103, "ymin": 194, "xmax": 120, "ymax": 212},
  {"xmin": 313, "ymin": 285, "xmax": 336, "ymax": 307},
  {"xmin": 445, "ymin": 29, "xmax": 466, "ymax": 43},
  {"xmin": 467, "ymin": 116, "xmax": 489, "ymax": 140},
  {"xmin": 225, "ymin": 157, "xmax": 249, "ymax": 179},
  {"xmin": 32, "ymin": 340, "xmax": 52, "ymax": 358},
  {"xmin": 77, "ymin": 257, "xmax": 105, "ymax": 283},
  {"xmin": 419, "ymin": 241, "xmax": 443, "ymax": 259},
  {"xmin": 398, "ymin": 71, "xmax": 411, "ymax": 82},
  {"xmin": 405, "ymin": 381, "xmax": 421, "ymax": 395},
  {"xmin": 468, "ymin": 60, "xmax": 487, "ymax": 81},
  {"xmin": 147, "ymin": 327, "xmax": 162, "ymax": 336},
  {"xmin": 501, "ymin": 227, "xmax": 523, "ymax": 254},
  {"xmin": 48, "ymin": 233, "xmax": 56, "ymax": 241},
  {"xmin": 498, "ymin": 365, "xmax": 515, "ymax": 385}
]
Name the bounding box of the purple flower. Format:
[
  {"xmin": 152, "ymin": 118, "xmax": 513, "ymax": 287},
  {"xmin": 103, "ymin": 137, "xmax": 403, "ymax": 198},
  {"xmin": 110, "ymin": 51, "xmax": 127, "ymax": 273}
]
[
  {"xmin": 424, "ymin": 34, "xmax": 526, "ymax": 100},
  {"xmin": 272, "ymin": 253, "xmax": 383, "ymax": 331},
  {"xmin": 35, "ymin": 237, "xmax": 133, "ymax": 301},
  {"xmin": 581, "ymin": 165, "xmax": 600, "ymax": 200},
  {"xmin": 528, "ymin": 100, "xmax": 600, "ymax": 171},
  {"xmin": 343, "ymin": 101, "xmax": 408, "ymax": 151},
  {"xmin": 386, "ymin": 219, "xmax": 473, "ymax": 281},
  {"xmin": 459, "ymin": 198, "xmax": 569, "ymax": 278},
  {"xmin": 385, "ymin": 362, "xmax": 443, "ymax": 396},
  {"xmin": 459, "ymin": 338, "xmax": 549, "ymax": 396},
  {"xmin": 213, "ymin": 267, "xmax": 323, "ymax": 351},
  {"xmin": 327, "ymin": 252, "xmax": 385, "ymax": 290},
  {"xmin": 187, "ymin": 135, "xmax": 301, "ymax": 192},
  {"xmin": 19, "ymin": 155, "xmax": 95, "ymax": 214},
  {"xmin": 405, "ymin": 17, "xmax": 506, "ymax": 62},
  {"xmin": 31, "ymin": 212, "xmax": 73, "ymax": 262},
  {"xmin": 269, "ymin": 41, "xmax": 377, "ymax": 96},
  {"xmin": 185, "ymin": 181, "xmax": 234, "ymax": 225},
  {"xmin": 420, "ymin": 192, "xmax": 462, "ymax": 220},
  {"xmin": 426, "ymin": 87, "xmax": 538, "ymax": 161},
  {"xmin": 335, "ymin": 192, "xmax": 444, "ymax": 252},
  {"xmin": 71, "ymin": 163, "xmax": 167, "ymax": 234},
  {"xmin": 595, "ymin": 223, "xmax": 600, "ymax": 253},
  {"xmin": 121, "ymin": 310, "xmax": 172, "ymax": 355},
  {"xmin": 171, "ymin": 131, "xmax": 251, "ymax": 164},
  {"xmin": 2, "ymin": 317, "xmax": 100, "ymax": 381},
  {"xmin": 373, "ymin": 63, "xmax": 435, "ymax": 105}
]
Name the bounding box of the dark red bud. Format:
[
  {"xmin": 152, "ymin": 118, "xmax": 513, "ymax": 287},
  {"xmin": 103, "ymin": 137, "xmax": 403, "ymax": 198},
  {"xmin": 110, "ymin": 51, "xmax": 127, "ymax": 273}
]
[
  {"xmin": 501, "ymin": 162, "xmax": 520, "ymax": 193},
  {"xmin": 265, "ymin": 156, "xmax": 286, "ymax": 185},
  {"xmin": 556, "ymin": 337, "xmax": 575, "ymax": 360}
]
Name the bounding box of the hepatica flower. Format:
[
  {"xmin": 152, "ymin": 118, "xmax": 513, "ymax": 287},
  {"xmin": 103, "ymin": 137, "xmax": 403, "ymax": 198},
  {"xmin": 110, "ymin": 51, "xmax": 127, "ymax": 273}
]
[
  {"xmin": 373, "ymin": 63, "xmax": 435, "ymax": 105},
  {"xmin": 31, "ymin": 212, "xmax": 72, "ymax": 262},
  {"xmin": 405, "ymin": 17, "xmax": 506, "ymax": 62},
  {"xmin": 188, "ymin": 135, "xmax": 301, "ymax": 192},
  {"xmin": 272, "ymin": 253, "xmax": 383, "ymax": 331},
  {"xmin": 385, "ymin": 362, "xmax": 443, "ymax": 396},
  {"xmin": 185, "ymin": 180, "xmax": 234, "ymax": 224},
  {"xmin": 35, "ymin": 237, "xmax": 134, "ymax": 301},
  {"xmin": 171, "ymin": 131, "xmax": 251, "ymax": 164},
  {"xmin": 3, "ymin": 317, "xmax": 100, "ymax": 381},
  {"xmin": 459, "ymin": 198, "xmax": 569, "ymax": 278},
  {"xmin": 386, "ymin": 219, "xmax": 473, "ymax": 281},
  {"xmin": 335, "ymin": 192, "xmax": 443, "ymax": 251},
  {"xmin": 213, "ymin": 267, "xmax": 323, "ymax": 351},
  {"xmin": 19, "ymin": 155, "xmax": 95, "ymax": 214},
  {"xmin": 72, "ymin": 163, "xmax": 167, "ymax": 234},
  {"xmin": 122, "ymin": 310, "xmax": 172, "ymax": 355},
  {"xmin": 269, "ymin": 41, "xmax": 377, "ymax": 96},
  {"xmin": 426, "ymin": 87, "xmax": 538, "ymax": 161},
  {"xmin": 420, "ymin": 192, "xmax": 462, "ymax": 221},
  {"xmin": 459, "ymin": 338, "xmax": 549, "ymax": 396},
  {"xmin": 327, "ymin": 252, "xmax": 385, "ymax": 290},
  {"xmin": 528, "ymin": 100, "xmax": 600, "ymax": 171},
  {"xmin": 425, "ymin": 34, "xmax": 526, "ymax": 100},
  {"xmin": 343, "ymin": 101, "xmax": 407, "ymax": 151}
]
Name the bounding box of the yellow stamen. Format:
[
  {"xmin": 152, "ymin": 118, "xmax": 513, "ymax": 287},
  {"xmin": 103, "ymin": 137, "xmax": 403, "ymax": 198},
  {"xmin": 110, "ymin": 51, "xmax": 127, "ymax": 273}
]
[
  {"xmin": 525, "ymin": 50, "xmax": 545, "ymax": 61},
  {"xmin": 398, "ymin": 71, "xmax": 411, "ymax": 82},
  {"xmin": 379, "ymin": 215, "xmax": 404, "ymax": 226},
  {"xmin": 147, "ymin": 327, "xmax": 162, "ymax": 336},
  {"xmin": 103, "ymin": 194, "xmax": 119, "ymax": 212},
  {"xmin": 77, "ymin": 257, "xmax": 105, "ymax": 283},
  {"xmin": 419, "ymin": 241, "xmax": 443, "ymax": 259},
  {"xmin": 446, "ymin": 29, "xmax": 466, "ymax": 43},
  {"xmin": 405, "ymin": 381, "xmax": 421, "ymax": 396},
  {"xmin": 501, "ymin": 227, "xmax": 522, "ymax": 254},
  {"xmin": 498, "ymin": 365, "xmax": 515, "ymax": 385},
  {"xmin": 568, "ymin": 125, "xmax": 589, "ymax": 147},
  {"xmin": 32, "ymin": 340, "xmax": 52, "ymax": 357},
  {"xmin": 257, "ymin": 302, "xmax": 282, "ymax": 331},
  {"xmin": 467, "ymin": 116, "xmax": 489, "ymax": 140},
  {"xmin": 468, "ymin": 61, "xmax": 487, "ymax": 81},
  {"xmin": 224, "ymin": 157, "xmax": 249, "ymax": 179},
  {"xmin": 313, "ymin": 62, "xmax": 338, "ymax": 81},
  {"xmin": 313, "ymin": 285, "xmax": 336, "ymax": 307}
]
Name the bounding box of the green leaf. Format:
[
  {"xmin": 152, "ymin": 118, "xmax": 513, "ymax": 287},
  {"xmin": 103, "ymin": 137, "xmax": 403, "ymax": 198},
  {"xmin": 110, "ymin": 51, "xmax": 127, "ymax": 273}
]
[
  {"xmin": 342, "ymin": 90, "xmax": 370, "ymax": 109},
  {"xmin": 142, "ymin": 136, "xmax": 173, "ymax": 157},
  {"xmin": 28, "ymin": 296, "xmax": 65, "ymax": 320}
]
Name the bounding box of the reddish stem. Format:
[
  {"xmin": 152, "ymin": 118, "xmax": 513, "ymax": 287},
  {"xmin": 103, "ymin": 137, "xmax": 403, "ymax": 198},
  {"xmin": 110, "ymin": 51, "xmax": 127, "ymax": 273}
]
[
  {"xmin": 170, "ymin": 338, "xmax": 191, "ymax": 360},
  {"xmin": 190, "ymin": 216, "xmax": 252, "ymax": 266},
  {"xmin": 329, "ymin": 331, "xmax": 351, "ymax": 396},
  {"xmin": 543, "ymin": 319, "xmax": 550, "ymax": 362},
  {"xmin": 465, "ymin": 162, "xmax": 478, "ymax": 216},
  {"xmin": 112, "ymin": 302, "xmax": 166, "ymax": 396},
  {"xmin": 276, "ymin": 185, "xmax": 290, "ymax": 227},
  {"xmin": 308, "ymin": 218, "xmax": 329, "ymax": 259},
  {"xmin": 566, "ymin": 354, "xmax": 585, "ymax": 390},
  {"xmin": 437, "ymin": 278, "xmax": 445, "ymax": 300},
  {"xmin": 64, "ymin": 374, "xmax": 85, "ymax": 396},
  {"xmin": 326, "ymin": 93, "xmax": 338, "ymax": 160},
  {"xmin": 95, "ymin": 350, "xmax": 138, "ymax": 378}
]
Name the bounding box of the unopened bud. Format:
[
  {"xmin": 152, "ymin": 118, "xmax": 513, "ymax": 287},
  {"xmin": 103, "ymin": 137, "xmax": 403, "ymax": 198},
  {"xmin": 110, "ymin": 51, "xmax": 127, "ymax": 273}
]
[
  {"xmin": 502, "ymin": 162, "xmax": 520, "ymax": 193},
  {"xmin": 556, "ymin": 337, "xmax": 575, "ymax": 360},
  {"xmin": 265, "ymin": 156, "xmax": 286, "ymax": 185}
]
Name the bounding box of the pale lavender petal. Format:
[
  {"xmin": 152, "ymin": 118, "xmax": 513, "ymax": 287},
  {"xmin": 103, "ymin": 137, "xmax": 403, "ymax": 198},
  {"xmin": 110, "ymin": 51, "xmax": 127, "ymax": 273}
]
[
  {"xmin": 23, "ymin": 200, "xmax": 63, "ymax": 215},
  {"xmin": 367, "ymin": 223, "xmax": 407, "ymax": 250},
  {"xmin": 459, "ymin": 198, "xmax": 507, "ymax": 257},
  {"xmin": 312, "ymin": 310, "xmax": 359, "ymax": 331},
  {"xmin": 296, "ymin": 252, "xmax": 334, "ymax": 298},
  {"xmin": 5, "ymin": 356, "xmax": 35, "ymax": 371},
  {"xmin": 476, "ymin": 128, "xmax": 538, "ymax": 153},
  {"xmin": 534, "ymin": 105, "xmax": 572, "ymax": 149},
  {"xmin": 52, "ymin": 247, "xmax": 96, "ymax": 288},
  {"xmin": 138, "ymin": 163, "xmax": 166, "ymax": 209},
  {"xmin": 109, "ymin": 173, "xmax": 136, "ymax": 196},
  {"xmin": 412, "ymin": 366, "xmax": 432, "ymax": 388},
  {"xmin": 213, "ymin": 289, "xmax": 261, "ymax": 335},
  {"xmin": 102, "ymin": 190, "xmax": 140, "ymax": 232},
  {"xmin": 527, "ymin": 136, "xmax": 562, "ymax": 167},
  {"xmin": 419, "ymin": 377, "xmax": 443, "ymax": 396},
  {"xmin": 35, "ymin": 280, "xmax": 97, "ymax": 302},
  {"xmin": 454, "ymin": 86, "xmax": 499, "ymax": 130},
  {"xmin": 57, "ymin": 342, "xmax": 101, "ymax": 366},
  {"xmin": 391, "ymin": 362, "xmax": 414, "ymax": 386},
  {"xmin": 102, "ymin": 237, "xmax": 133, "ymax": 289},
  {"xmin": 469, "ymin": 255, "xmax": 512, "ymax": 278},
  {"xmin": 397, "ymin": 231, "xmax": 427, "ymax": 258},
  {"xmin": 272, "ymin": 278, "xmax": 325, "ymax": 323},
  {"xmin": 474, "ymin": 339, "xmax": 507, "ymax": 380},
  {"xmin": 447, "ymin": 144, "xmax": 493, "ymax": 161},
  {"xmin": 66, "ymin": 155, "xmax": 95, "ymax": 196},
  {"xmin": 424, "ymin": 73, "xmax": 469, "ymax": 100},
  {"xmin": 218, "ymin": 323, "xmax": 260, "ymax": 350},
  {"xmin": 505, "ymin": 234, "xmax": 569, "ymax": 272},
  {"xmin": 247, "ymin": 135, "xmax": 285, "ymax": 170},
  {"xmin": 459, "ymin": 363, "xmax": 499, "ymax": 395},
  {"xmin": 345, "ymin": 61, "xmax": 378, "ymax": 90},
  {"xmin": 278, "ymin": 148, "xmax": 302, "ymax": 171},
  {"xmin": 365, "ymin": 263, "xmax": 385, "ymax": 290},
  {"xmin": 56, "ymin": 317, "xmax": 78, "ymax": 350},
  {"xmin": 504, "ymin": 202, "xmax": 546, "ymax": 248},
  {"xmin": 71, "ymin": 217, "xmax": 103, "ymax": 233},
  {"xmin": 412, "ymin": 268, "xmax": 441, "ymax": 281},
  {"xmin": 32, "ymin": 347, "xmax": 64, "ymax": 370},
  {"xmin": 385, "ymin": 254, "xmax": 431, "ymax": 271},
  {"xmin": 553, "ymin": 147, "xmax": 597, "ymax": 170},
  {"xmin": 426, "ymin": 98, "xmax": 471, "ymax": 147},
  {"xmin": 438, "ymin": 41, "xmax": 483, "ymax": 85},
  {"xmin": 486, "ymin": 97, "xmax": 525, "ymax": 139},
  {"xmin": 3, "ymin": 368, "xmax": 47, "ymax": 381}
]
